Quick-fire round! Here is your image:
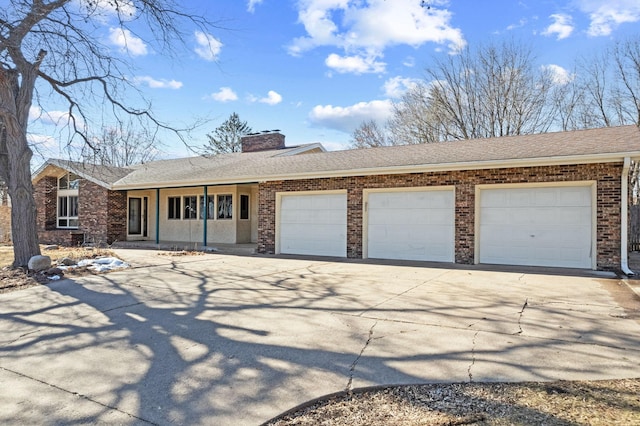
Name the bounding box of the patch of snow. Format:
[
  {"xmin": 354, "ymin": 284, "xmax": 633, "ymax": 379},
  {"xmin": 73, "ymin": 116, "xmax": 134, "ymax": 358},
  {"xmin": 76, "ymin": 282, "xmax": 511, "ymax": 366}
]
[
  {"xmin": 49, "ymin": 275, "xmax": 61, "ymax": 280},
  {"xmin": 77, "ymin": 257, "xmax": 130, "ymax": 272}
]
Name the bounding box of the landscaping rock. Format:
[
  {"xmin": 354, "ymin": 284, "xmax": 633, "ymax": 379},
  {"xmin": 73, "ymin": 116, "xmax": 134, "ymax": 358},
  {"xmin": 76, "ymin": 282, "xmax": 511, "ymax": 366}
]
[
  {"xmin": 59, "ymin": 257, "xmax": 76, "ymax": 266},
  {"xmin": 45, "ymin": 267, "xmax": 64, "ymax": 277},
  {"xmin": 28, "ymin": 255, "xmax": 51, "ymax": 272},
  {"xmin": 42, "ymin": 245, "xmax": 59, "ymax": 251}
]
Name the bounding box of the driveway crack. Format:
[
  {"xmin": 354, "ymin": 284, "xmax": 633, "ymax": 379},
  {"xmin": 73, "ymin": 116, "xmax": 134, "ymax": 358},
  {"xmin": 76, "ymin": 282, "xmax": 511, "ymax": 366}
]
[
  {"xmin": 346, "ymin": 321, "xmax": 377, "ymax": 394},
  {"xmin": 0, "ymin": 366, "xmax": 158, "ymax": 425},
  {"xmin": 514, "ymin": 298, "xmax": 529, "ymax": 335},
  {"xmin": 468, "ymin": 330, "xmax": 479, "ymax": 382}
]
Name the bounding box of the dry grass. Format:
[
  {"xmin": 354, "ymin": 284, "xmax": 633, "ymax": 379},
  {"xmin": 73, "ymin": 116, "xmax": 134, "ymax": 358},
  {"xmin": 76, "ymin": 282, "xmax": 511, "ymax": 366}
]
[
  {"xmin": 0, "ymin": 244, "xmax": 116, "ymax": 293},
  {"xmin": 267, "ymin": 379, "xmax": 640, "ymax": 425}
]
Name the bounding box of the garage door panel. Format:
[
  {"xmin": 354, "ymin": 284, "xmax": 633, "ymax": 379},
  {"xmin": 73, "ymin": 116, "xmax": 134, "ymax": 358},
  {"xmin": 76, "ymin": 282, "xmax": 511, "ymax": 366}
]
[
  {"xmin": 279, "ymin": 193, "xmax": 347, "ymax": 257},
  {"xmin": 367, "ymin": 190, "xmax": 455, "ymax": 262},
  {"xmin": 479, "ymin": 186, "xmax": 593, "ymax": 269}
]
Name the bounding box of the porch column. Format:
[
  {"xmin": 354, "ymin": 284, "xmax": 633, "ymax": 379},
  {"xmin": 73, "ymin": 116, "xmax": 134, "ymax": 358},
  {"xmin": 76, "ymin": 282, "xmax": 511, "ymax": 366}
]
[
  {"xmin": 203, "ymin": 186, "xmax": 208, "ymax": 247},
  {"xmin": 155, "ymin": 188, "xmax": 160, "ymax": 244}
]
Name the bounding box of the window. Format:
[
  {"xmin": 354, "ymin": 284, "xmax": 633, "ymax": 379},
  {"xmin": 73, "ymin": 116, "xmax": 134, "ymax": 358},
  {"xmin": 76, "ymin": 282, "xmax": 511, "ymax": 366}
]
[
  {"xmin": 168, "ymin": 197, "xmax": 181, "ymax": 219},
  {"xmin": 218, "ymin": 194, "xmax": 232, "ymax": 219},
  {"xmin": 199, "ymin": 195, "xmax": 216, "ymax": 219},
  {"xmin": 58, "ymin": 195, "xmax": 78, "ymax": 228},
  {"xmin": 57, "ymin": 173, "xmax": 79, "ymax": 229},
  {"xmin": 240, "ymin": 194, "xmax": 249, "ymax": 220},
  {"xmin": 58, "ymin": 172, "xmax": 80, "ymax": 190},
  {"xmin": 184, "ymin": 196, "xmax": 197, "ymax": 219}
]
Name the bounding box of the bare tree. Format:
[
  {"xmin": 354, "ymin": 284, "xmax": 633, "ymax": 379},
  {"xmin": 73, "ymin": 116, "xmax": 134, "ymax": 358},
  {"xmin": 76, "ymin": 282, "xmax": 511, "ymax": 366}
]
[
  {"xmin": 388, "ymin": 40, "xmax": 559, "ymax": 144},
  {"xmin": 203, "ymin": 112, "xmax": 252, "ymax": 155},
  {"xmin": 571, "ymin": 35, "xmax": 640, "ymax": 128},
  {"xmin": 0, "ymin": 0, "xmax": 217, "ymax": 267},
  {"xmin": 388, "ymin": 82, "xmax": 444, "ymax": 144},
  {"xmin": 349, "ymin": 119, "xmax": 390, "ymax": 148},
  {"xmin": 612, "ymin": 36, "xmax": 640, "ymax": 125},
  {"xmin": 81, "ymin": 122, "xmax": 160, "ymax": 167}
]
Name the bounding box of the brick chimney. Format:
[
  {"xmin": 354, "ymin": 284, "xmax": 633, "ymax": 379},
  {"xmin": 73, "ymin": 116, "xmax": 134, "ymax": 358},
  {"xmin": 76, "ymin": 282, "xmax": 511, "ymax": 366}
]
[{"xmin": 241, "ymin": 131, "xmax": 285, "ymax": 153}]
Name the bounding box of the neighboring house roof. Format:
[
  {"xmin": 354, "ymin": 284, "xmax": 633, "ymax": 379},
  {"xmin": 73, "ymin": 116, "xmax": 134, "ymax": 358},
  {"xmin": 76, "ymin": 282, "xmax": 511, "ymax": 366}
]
[
  {"xmin": 33, "ymin": 125, "xmax": 640, "ymax": 190},
  {"xmin": 32, "ymin": 159, "xmax": 133, "ymax": 188},
  {"xmin": 114, "ymin": 125, "xmax": 640, "ymax": 190}
]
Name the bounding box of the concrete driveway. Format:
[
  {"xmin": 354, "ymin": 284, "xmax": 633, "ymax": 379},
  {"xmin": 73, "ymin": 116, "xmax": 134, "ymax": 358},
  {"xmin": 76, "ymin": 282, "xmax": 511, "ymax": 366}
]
[{"xmin": 1, "ymin": 250, "xmax": 639, "ymax": 425}]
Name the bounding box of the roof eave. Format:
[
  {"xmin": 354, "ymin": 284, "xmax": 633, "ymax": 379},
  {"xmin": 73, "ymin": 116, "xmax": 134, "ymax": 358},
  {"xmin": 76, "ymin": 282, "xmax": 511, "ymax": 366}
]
[
  {"xmin": 112, "ymin": 152, "xmax": 640, "ymax": 190},
  {"xmin": 32, "ymin": 159, "xmax": 115, "ymax": 189}
]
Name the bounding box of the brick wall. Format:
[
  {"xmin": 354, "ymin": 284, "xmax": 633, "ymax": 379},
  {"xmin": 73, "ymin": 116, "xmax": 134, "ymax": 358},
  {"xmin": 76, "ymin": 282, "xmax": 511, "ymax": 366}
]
[
  {"xmin": 107, "ymin": 190, "xmax": 127, "ymax": 244},
  {"xmin": 34, "ymin": 176, "xmax": 127, "ymax": 246},
  {"xmin": 0, "ymin": 206, "xmax": 11, "ymax": 242},
  {"xmin": 257, "ymin": 163, "xmax": 623, "ymax": 270},
  {"xmin": 241, "ymin": 132, "xmax": 285, "ymax": 153}
]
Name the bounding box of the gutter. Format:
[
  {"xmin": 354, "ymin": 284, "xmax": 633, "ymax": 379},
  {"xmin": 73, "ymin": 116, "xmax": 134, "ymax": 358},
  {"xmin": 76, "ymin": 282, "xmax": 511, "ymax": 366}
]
[
  {"xmin": 621, "ymin": 157, "xmax": 635, "ymax": 276},
  {"xmin": 111, "ymin": 152, "xmax": 640, "ymax": 191}
]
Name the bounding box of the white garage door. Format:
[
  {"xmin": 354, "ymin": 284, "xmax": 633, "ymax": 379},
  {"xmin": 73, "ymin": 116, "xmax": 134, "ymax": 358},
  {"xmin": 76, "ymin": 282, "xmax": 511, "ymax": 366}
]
[
  {"xmin": 366, "ymin": 189, "xmax": 455, "ymax": 262},
  {"xmin": 478, "ymin": 185, "xmax": 593, "ymax": 269},
  {"xmin": 278, "ymin": 193, "xmax": 347, "ymax": 257}
]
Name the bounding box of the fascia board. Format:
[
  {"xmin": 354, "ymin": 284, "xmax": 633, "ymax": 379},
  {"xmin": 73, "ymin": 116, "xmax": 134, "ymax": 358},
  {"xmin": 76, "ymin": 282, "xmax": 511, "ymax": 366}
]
[{"xmin": 112, "ymin": 152, "xmax": 640, "ymax": 190}]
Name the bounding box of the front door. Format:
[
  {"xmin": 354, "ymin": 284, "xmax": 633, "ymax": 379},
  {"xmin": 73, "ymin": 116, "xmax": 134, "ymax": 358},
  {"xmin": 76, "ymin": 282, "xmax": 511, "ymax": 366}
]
[{"xmin": 128, "ymin": 197, "xmax": 147, "ymax": 236}]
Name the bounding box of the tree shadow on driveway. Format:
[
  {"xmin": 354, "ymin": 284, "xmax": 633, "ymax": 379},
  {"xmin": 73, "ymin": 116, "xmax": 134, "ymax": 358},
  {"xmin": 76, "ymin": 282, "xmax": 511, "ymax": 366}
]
[{"xmin": 1, "ymin": 256, "xmax": 639, "ymax": 425}]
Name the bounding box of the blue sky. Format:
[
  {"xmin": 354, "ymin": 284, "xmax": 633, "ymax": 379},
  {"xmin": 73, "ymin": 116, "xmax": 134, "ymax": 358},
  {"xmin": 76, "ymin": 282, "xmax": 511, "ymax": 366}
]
[{"xmin": 29, "ymin": 0, "xmax": 640, "ymax": 161}]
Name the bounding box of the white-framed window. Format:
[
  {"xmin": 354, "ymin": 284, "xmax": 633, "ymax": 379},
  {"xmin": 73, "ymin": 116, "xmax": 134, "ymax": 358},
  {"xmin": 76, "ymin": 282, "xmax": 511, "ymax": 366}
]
[
  {"xmin": 199, "ymin": 195, "xmax": 216, "ymax": 220},
  {"xmin": 183, "ymin": 196, "xmax": 198, "ymax": 220},
  {"xmin": 57, "ymin": 173, "xmax": 79, "ymax": 229},
  {"xmin": 168, "ymin": 197, "xmax": 181, "ymax": 219},
  {"xmin": 217, "ymin": 194, "xmax": 232, "ymax": 219}
]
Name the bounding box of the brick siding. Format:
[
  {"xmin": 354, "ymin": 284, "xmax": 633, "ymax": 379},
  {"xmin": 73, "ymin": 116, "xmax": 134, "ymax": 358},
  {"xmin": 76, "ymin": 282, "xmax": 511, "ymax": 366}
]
[
  {"xmin": 241, "ymin": 132, "xmax": 285, "ymax": 152},
  {"xmin": 257, "ymin": 163, "xmax": 623, "ymax": 270},
  {"xmin": 34, "ymin": 176, "xmax": 127, "ymax": 246}
]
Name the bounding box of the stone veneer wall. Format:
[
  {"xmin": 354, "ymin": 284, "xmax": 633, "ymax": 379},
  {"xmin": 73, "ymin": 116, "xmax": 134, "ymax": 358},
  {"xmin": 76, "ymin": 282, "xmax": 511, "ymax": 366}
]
[
  {"xmin": 257, "ymin": 163, "xmax": 623, "ymax": 270},
  {"xmin": 34, "ymin": 176, "xmax": 127, "ymax": 246}
]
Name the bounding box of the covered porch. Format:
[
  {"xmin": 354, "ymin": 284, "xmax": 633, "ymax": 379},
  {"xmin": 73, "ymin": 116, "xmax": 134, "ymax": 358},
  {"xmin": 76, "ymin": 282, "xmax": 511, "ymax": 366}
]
[{"xmin": 124, "ymin": 183, "xmax": 259, "ymax": 247}]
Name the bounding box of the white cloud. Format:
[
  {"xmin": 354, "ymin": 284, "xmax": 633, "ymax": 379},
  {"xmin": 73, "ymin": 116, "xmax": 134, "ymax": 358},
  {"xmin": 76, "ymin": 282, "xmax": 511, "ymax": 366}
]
[
  {"xmin": 108, "ymin": 27, "xmax": 147, "ymax": 56},
  {"xmin": 542, "ymin": 64, "xmax": 574, "ymax": 85},
  {"xmin": 288, "ymin": 0, "xmax": 465, "ymax": 74},
  {"xmin": 27, "ymin": 133, "xmax": 57, "ymax": 149},
  {"xmin": 209, "ymin": 87, "xmax": 238, "ymax": 102},
  {"xmin": 194, "ymin": 31, "xmax": 223, "ymax": 61},
  {"xmin": 134, "ymin": 76, "xmax": 183, "ymax": 89},
  {"xmin": 80, "ymin": 0, "xmax": 137, "ymax": 21},
  {"xmin": 542, "ymin": 14, "xmax": 574, "ymax": 40},
  {"xmin": 506, "ymin": 18, "xmax": 528, "ymax": 31},
  {"xmin": 325, "ymin": 53, "xmax": 386, "ymax": 74},
  {"xmin": 29, "ymin": 106, "xmax": 83, "ymax": 127},
  {"xmin": 403, "ymin": 56, "xmax": 416, "ymax": 68},
  {"xmin": 383, "ymin": 76, "xmax": 420, "ymax": 98},
  {"xmin": 308, "ymin": 100, "xmax": 393, "ymax": 133},
  {"xmin": 259, "ymin": 90, "xmax": 283, "ymax": 105},
  {"xmin": 247, "ymin": 0, "xmax": 263, "ymax": 12},
  {"xmin": 575, "ymin": 0, "xmax": 640, "ymax": 36}
]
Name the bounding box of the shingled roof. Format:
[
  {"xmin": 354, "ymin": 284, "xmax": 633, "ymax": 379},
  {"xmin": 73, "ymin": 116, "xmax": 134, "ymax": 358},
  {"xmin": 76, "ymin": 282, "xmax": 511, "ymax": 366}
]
[
  {"xmin": 112, "ymin": 125, "xmax": 640, "ymax": 190},
  {"xmin": 32, "ymin": 159, "xmax": 133, "ymax": 188},
  {"xmin": 34, "ymin": 125, "xmax": 640, "ymax": 190}
]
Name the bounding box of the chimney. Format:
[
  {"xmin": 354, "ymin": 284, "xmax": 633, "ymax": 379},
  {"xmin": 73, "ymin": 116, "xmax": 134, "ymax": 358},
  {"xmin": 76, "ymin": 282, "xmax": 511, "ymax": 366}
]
[{"xmin": 241, "ymin": 130, "xmax": 285, "ymax": 153}]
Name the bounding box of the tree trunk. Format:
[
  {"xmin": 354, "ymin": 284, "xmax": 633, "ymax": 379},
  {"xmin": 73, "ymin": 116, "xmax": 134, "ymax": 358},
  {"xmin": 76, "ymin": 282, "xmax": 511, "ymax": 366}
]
[
  {"xmin": 0, "ymin": 64, "xmax": 42, "ymax": 268},
  {"xmin": 6, "ymin": 131, "xmax": 40, "ymax": 268}
]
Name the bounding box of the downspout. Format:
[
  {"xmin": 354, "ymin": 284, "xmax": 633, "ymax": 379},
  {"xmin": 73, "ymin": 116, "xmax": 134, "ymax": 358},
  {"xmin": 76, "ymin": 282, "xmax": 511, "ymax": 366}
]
[
  {"xmin": 155, "ymin": 188, "xmax": 160, "ymax": 245},
  {"xmin": 203, "ymin": 186, "xmax": 208, "ymax": 247},
  {"xmin": 621, "ymin": 157, "xmax": 634, "ymax": 276}
]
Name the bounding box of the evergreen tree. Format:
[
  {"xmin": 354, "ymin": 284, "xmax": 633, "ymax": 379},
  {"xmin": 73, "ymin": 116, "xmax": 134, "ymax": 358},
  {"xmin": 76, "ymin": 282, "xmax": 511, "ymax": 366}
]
[{"xmin": 204, "ymin": 113, "xmax": 252, "ymax": 154}]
